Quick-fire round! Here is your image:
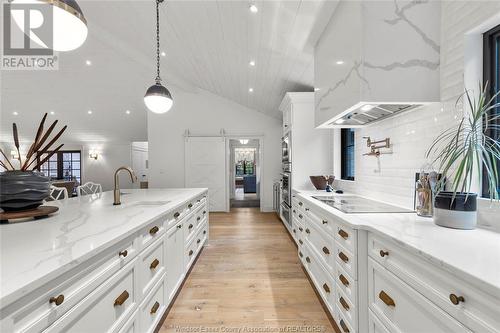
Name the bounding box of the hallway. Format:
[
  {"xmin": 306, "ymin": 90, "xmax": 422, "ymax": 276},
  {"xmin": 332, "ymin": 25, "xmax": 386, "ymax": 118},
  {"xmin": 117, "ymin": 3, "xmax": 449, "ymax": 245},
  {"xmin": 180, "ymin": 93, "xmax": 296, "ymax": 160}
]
[{"xmin": 159, "ymin": 208, "xmax": 337, "ymax": 332}]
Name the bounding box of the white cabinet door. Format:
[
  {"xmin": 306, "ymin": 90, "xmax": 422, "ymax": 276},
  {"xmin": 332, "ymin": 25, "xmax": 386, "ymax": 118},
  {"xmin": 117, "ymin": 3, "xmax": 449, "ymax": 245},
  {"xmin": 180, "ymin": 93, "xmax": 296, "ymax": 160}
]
[
  {"xmin": 165, "ymin": 221, "xmax": 185, "ymax": 302},
  {"xmin": 185, "ymin": 137, "xmax": 227, "ymax": 212}
]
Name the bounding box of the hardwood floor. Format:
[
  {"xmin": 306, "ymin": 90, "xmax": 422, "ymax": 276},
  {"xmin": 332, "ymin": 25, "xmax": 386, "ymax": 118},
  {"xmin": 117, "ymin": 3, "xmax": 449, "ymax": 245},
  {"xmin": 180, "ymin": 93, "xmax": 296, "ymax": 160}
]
[{"xmin": 158, "ymin": 208, "xmax": 338, "ymax": 333}]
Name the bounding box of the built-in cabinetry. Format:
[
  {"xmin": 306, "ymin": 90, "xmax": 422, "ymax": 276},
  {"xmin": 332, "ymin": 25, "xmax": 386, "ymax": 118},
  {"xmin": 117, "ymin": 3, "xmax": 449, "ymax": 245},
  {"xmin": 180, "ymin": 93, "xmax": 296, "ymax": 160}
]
[
  {"xmin": 0, "ymin": 191, "xmax": 209, "ymax": 333},
  {"xmin": 292, "ymin": 191, "xmax": 500, "ymax": 333}
]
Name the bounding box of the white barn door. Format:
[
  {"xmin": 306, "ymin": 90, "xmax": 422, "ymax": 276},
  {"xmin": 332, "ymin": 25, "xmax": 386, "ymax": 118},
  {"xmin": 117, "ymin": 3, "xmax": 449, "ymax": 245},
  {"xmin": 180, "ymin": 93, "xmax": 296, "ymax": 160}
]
[{"xmin": 185, "ymin": 137, "xmax": 227, "ymax": 212}]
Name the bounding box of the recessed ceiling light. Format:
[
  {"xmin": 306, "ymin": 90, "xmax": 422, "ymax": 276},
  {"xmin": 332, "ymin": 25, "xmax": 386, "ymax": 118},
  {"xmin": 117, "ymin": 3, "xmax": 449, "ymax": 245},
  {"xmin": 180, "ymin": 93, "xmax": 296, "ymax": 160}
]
[
  {"xmin": 126, "ymin": 110, "xmax": 131, "ymax": 114},
  {"xmin": 249, "ymin": 60, "xmax": 255, "ymax": 66},
  {"xmin": 50, "ymin": 111, "xmax": 55, "ymax": 115},
  {"xmin": 360, "ymin": 104, "xmax": 375, "ymax": 111},
  {"xmin": 336, "ymin": 60, "xmax": 345, "ymax": 65},
  {"xmin": 12, "ymin": 111, "xmax": 18, "ymax": 116},
  {"xmin": 87, "ymin": 110, "xmax": 92, "ymax": 114},
  {"xmin": 161, "ymin": 51, "xmax": 166, "ymax": 57},
  {"xmin": 248, "ymin": 88, "xmax": 254, "ymax": 93},
  {"xmin": 314, "ymin": 87, "xmax": 320, "ymax": 92},
  {"xmin": 249, "ymin": 4, "xmax": 258, "ymax": 13},
  {"xmin": 85, "ymin": 60, "xmax": 92, "ymax": 66}
]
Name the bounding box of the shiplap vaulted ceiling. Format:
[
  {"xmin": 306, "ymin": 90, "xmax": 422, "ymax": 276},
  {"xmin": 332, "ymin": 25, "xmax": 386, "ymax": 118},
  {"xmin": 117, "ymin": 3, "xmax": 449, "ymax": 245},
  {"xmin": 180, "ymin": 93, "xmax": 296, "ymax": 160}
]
[{"xmin": 0, "ymin": 0, "xmax": 337, "ymax": 143}]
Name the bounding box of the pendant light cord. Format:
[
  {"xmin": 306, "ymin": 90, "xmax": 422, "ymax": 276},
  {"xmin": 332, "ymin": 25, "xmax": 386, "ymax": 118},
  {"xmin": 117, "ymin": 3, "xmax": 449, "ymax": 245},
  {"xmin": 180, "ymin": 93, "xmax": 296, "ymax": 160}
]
[{"xmin": 155, "ymin": 0, "xmax": 163, "ymax": 84}]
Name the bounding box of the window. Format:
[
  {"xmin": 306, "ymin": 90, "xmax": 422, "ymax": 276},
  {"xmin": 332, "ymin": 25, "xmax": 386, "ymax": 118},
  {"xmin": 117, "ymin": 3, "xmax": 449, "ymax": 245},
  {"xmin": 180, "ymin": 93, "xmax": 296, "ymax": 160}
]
[
  {"xmin": 341, "ymin": 128, "xmax": 355, "ymax": 181},
  {"xmin": 482, "ymin": 24, "xmax": 500, "ymax": 197},
  {"xmin": 38, "ymin": 150, "xmax": 82, "ymax": 184}
]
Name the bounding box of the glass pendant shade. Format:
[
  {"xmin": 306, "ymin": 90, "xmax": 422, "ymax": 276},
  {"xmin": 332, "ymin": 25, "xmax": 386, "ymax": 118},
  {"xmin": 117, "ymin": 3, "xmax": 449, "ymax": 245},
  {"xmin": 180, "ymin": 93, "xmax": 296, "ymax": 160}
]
[
  {"xmin": 144, "ymin": 83, "xmax": 173, "ymax": 114},
  {"xmin": 11, "ymin": 0, "xmax": 88, "ymax": 52}
]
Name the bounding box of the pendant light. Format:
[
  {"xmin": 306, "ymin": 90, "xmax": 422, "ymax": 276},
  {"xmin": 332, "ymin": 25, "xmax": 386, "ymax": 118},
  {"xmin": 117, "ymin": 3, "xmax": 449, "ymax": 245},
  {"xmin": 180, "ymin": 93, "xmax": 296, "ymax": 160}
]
[
  {"xmin": 11, "ymin": 0, "xmax": 88, "ymax": 52},
  {"xmin": 144, "ymin": 0, "xmax": 173, "ymax": 114}
]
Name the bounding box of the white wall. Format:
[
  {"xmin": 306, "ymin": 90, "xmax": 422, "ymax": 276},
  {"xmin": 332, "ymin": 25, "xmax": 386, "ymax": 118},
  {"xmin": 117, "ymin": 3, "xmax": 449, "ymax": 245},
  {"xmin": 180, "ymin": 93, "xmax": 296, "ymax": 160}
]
[
  {"xmin": 329, "ymin": 1, "xmax": 500, "ymax": 229},
  {"xmin": 147, "ymin": 87, "xmax": 282, "ymax": 212}
]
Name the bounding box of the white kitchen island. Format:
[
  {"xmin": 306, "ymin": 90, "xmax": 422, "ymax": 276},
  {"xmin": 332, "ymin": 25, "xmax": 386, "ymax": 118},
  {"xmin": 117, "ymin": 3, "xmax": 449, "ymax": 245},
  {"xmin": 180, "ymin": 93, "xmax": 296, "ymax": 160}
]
[{"xmin": 0, "ymin": 188, "xmax": 209, "ymax": 333}]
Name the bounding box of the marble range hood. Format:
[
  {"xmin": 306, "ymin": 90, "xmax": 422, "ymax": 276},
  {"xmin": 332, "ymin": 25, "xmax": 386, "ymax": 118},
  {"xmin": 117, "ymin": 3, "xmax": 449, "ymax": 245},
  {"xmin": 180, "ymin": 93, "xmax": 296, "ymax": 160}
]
[{"xmin": 314, "ymin": 0, "xmax": 441, "ymax": 128}]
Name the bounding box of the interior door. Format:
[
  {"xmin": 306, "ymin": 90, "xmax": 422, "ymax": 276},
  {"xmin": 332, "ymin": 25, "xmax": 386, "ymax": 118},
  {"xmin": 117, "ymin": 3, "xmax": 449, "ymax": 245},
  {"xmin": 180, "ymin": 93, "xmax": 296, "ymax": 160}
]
[{"xmin": 185, "ymin": 136, "xmax": 227, "ymax": 212}]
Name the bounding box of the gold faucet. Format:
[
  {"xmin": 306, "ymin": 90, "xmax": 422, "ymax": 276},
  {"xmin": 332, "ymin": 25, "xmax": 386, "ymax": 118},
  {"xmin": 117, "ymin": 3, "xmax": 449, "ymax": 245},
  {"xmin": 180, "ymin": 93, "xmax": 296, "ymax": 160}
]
[{"xmin": 113, "ymin": 166, "xmax": 137, "ymax": 205}]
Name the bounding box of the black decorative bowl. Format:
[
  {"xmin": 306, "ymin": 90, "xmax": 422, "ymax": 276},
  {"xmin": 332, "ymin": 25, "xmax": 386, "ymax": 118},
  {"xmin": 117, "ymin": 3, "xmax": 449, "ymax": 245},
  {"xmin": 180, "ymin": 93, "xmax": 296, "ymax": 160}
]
[{"xmin": 0, "ymin": 171, "xmax": 50, "ymax": 211}]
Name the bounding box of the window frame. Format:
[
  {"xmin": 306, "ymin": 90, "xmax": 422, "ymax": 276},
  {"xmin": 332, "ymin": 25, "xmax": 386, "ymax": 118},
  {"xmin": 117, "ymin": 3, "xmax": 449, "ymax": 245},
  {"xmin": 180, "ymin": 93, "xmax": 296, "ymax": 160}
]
[
  {"xmin": 37, "ymin": 150, "xmax": 82, "ymax": 183},
  {"xmin": 482, "ymin": 24, "xmax": 500, "ymax": 198},
  {"xmin": 340, "ymin": 128, "xmax": 355, "ymax": 181}
]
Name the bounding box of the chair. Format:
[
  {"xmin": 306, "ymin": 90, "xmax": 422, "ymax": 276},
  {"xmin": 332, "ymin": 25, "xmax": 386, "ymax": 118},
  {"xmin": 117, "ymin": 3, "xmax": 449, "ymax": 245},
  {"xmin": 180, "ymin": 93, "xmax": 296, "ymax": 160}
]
[
  {"xmin": 77, "ymin": 182, "xmax": 102, "ymax": 196},
  {"xmin": 47, "ymin": 185, "xmax": 69, "ymax": 201}
]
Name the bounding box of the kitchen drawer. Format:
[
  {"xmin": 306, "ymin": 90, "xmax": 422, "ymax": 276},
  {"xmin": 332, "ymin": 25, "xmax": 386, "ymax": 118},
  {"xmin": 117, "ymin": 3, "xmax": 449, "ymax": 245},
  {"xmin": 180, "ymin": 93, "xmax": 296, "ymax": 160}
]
[
  {"xmin": 336, "ymin": 261, "xmax": 357, "ymax": 307},
  {"xmin": 368, "ymin": 309, "xmax": 390, "ymax": 333},
  {"xmin": 193, "ymin": 207, "xmax": 205, "ymax": 230},
  {"xmin": 336, "ymin": 242, "xmax": 357, "ymax": 280},
  {"xmin": 199, "ymin": 221, "xmax": 208, "ymax": 244},
  {"xmin": 184, "ymin": 213, "xmax": 197, "ymax": 244},
  {"xmin": 291, "ymin": 218, "xmax": 298, "ymax": 241},
  {"xmin": 368, "ymin": 233, "xmax": 500, "ymax": 332},
  {"xmin": 165, "ymin": 206, "xmax": 187, "ymax": 230},
  {"xmin": 304, "ymin": 248, "xmax": 335, "ymax": 314},
  {"xmin": 368, "ymin": 258, "xmax": 471, "ymax": 333},
  {"xmin": 305, "ymin": 220, "xmax": 335, "ymax": 273},
  {"xmin": 138, "ymin": 237, "xmax": 165, "ymax": 300},
  {"xmin": 2, "ymin": 237, "xmax": 136, "ymax": 333},
  {"xmin": 336, "ymin": 303, "xmax": 356, "ymax": 333},
  {"xmin": 139, "ymin": 278, "xmax": 166, "ymax": 333},
  {"xmin": 118, "ymin": 310, "xmax": 138, "ymax": 333},
  {"xmin": 193, "ymin": 225, "xmax": 206, "ymax": 253},
  {"xmin": 140, "ymin": 219, "xmax": 164, "ymax": 249},
  {"xmin": 45, "ymin": 258, "xmax": 138, "ymax": 333},
  {"xmin": 336, "ymin": 222, "xmax": 357, "ymax": 254},
  {"xmin": 307, "ymin": 205, "xmax": 337, "ymax": 238},
  {"xmin": 337, "ymin": 284, "xmax": 357, "ymax": 331},
  {"xmin": 185, "ymin": 236, "xmax": 199, "ymax": 271}
]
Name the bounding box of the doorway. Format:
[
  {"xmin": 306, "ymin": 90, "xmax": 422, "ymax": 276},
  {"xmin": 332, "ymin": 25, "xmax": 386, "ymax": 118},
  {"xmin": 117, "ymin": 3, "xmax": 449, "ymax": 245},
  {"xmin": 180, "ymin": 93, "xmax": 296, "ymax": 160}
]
[{"xmin": 229, "ymin": 139, "xmax": 260, "ymax": 208}]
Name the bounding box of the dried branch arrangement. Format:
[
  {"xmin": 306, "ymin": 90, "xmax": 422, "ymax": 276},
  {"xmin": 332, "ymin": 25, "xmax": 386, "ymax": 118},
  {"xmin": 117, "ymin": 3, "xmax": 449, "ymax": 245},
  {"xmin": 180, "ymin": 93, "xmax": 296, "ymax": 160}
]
[{"xmin": 0, "ymin": 113, "xmax": 67, "ymax": 171}]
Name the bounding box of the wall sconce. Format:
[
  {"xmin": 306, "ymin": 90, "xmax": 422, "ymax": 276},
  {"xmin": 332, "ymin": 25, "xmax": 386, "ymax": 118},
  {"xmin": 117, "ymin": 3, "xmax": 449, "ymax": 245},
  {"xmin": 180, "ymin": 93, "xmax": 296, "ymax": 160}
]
[
  {"xmin": 89, "ymin": 150, "xmax": 98, "ymax": 160},
  {"xmin": 10, "ymin": 150, "xmax": 19, "ymax": 160}
]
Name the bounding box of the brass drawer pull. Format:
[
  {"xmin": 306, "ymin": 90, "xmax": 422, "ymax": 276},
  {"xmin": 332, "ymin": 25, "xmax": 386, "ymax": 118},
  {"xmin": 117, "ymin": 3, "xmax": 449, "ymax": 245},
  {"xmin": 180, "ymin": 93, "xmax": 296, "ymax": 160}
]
[
  {"xmin": 299, "ymin": 227, "xmax": 303, "ymax": 232},
  {"xmin": 49, "ymin": 294, "xmax": 64, "ymax": 306},
  {"xmin": 189, "ymin": 250, "xmax": 194, "ymax": 256},
  {"xmin": 339, "ymin": 296, "xmax": 349, "ymax": 310},
  {"xmin": 177, "ymin": 224, "xmax": 182, "ymax": 229},
  {"xmin": 339, "ymin": 274, "xmax": 349, "ymax": 287},
  {"xmin": 299, "ymin": 239, "xmax": 303, "ymax": 245},
  {"xmin": 299, "ymin": 202, "xmax": 303, "ymax": 206},
  {"xmin": 449, "ymin": 293, "xmax": 465, "ymax": 305},
  {"xmin": 174, "ymin": 212, "xmax": 180, "ymax": 218},
  {"xmin": 203, "ymin": 210, "xmax": 207, "ymax": 214},
  {"xmin": 149, "ymin": 226, "xmax": 159, "ymax": 235},
  {"xmin": 299, "ymin": 214, "xmax": 303, "ymax": 219},
  {"xmin": 293, "ymin": 209, "xmax": 296, "ymax": 213},
  {"xmin": 188, "ymin": 224, "xmax": 194, "ymax": 229},
  {"xmin": 114, "ymin": 290, "xmax": 129, "ymax": 306},
  {"xmin": 379, "ymin": 290, "xmax": 395, "ymax": 307},
  {"xmin": 197, "ymin": 216, "xmax": 201, "ymax": 221},
  {"xmin": 323, "ymin": 283, "xmax": 330, "ymax": 293},
  {"xmin": 150, "ymin": 258, "xmax": 160, "ymax": 269},
  {"xmin": 338, "ymin": 229, "xmax": 348, "ymax": 239},
  {"xmin": 188, "ymin": 203, "xmax": 193, "ymax": 208},
  {"xmin": 305, "ymin": 208, "xmax": 309, "ymax": 211},
  {"xmin": 197, "ymin": 199, "xmax": 201, "ymax": 203},
  {"xmin": 293, "ymin": 229, "xmax": 296, "ymax": 233},
  {"xmin": 322, "ymin": 246, "xmax": 330, "ymax": 255},
  {"xmin": 322, "ymin": 220, "xmax": 328, "ymax": 225},
  {"xmin": 150, "ymin": 301, "xmax": 160, "ymax": 314},
  {"xmin": 338, "ymin": 251, "xmax": 349, "ymax": 263},
  {"xmin": 339, "ymin": 319, "xmax": 349, "ymax": 333},
  {"xmin": 299, "ymin": 251, "xmax": 303, "ymax": 258},
  {"xmin": 379, "ymin": 250, "xmax": 389, "ymax": 257},
  {"xmin": 305, "ymin": 228, "xmax": 310, "ymax": 234},
  {"xmin": 306, "ymin": 256, "xmax": 311, "ymax": 263},
  {"xmin": 203, "ymin": 230, "xmax": 207, "ymax": 235},
  {"xmin": 197, "ymin": 239, "xmax": 201, "ymax": 244},
  {"xmin": 119, "ymin": 250, "xmax": 128, "ymax": 258}
]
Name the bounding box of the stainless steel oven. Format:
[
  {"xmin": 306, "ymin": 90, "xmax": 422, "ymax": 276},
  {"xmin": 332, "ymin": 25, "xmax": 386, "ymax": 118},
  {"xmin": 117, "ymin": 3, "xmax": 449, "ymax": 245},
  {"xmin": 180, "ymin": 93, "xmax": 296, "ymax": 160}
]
[
  {"xmin": 282, "ymin": 133, "xmax": 291, "ymax": 163},
  {"xmin": 280, "ymin": 201, "xmax": 291, "ymax": 228},
  {"xmin": 281, "ymin": 172, "xmax": 291, "ymax": 206}
]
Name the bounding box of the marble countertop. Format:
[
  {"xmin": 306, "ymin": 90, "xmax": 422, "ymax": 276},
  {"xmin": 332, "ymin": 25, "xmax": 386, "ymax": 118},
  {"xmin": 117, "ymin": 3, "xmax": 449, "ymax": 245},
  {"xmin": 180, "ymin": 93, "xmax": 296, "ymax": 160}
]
[
  {"xmin": 294, "ymin": 189, "xmax": 500, "ymax": 298},
  {"xmin": 0, "ymin": 188, "xmax": 207, "ymax": 308}
]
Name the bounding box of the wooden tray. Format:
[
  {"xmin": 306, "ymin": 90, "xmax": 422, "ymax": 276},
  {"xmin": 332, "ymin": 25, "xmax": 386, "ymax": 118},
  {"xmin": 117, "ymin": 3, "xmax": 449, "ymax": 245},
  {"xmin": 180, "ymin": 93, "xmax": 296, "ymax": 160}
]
[{"xmin": 0, "ymin": 206, "xmax": 59, "ymax": 224}]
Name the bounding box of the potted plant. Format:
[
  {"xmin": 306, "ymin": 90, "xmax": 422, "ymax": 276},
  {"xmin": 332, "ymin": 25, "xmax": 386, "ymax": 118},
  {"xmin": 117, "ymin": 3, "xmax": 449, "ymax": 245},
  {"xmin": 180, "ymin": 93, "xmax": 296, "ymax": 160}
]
[
  {"xmin": 426, "ymin": 83, "xmax": 500, "ymax": 229},
  {"xmin": 0, "ymin": 114, "xmax": 66, "ymax": 211}
]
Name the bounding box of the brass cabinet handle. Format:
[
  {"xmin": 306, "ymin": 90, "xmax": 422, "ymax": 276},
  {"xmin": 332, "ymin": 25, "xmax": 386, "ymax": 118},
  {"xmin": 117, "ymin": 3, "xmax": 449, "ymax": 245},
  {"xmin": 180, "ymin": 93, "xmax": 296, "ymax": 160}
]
[
  {"xmin": 379, "ymin": 250, "xmax": 389, "ymax": 257},
  {"xmin": 299, "ymin": 239, "xmax": 303, "ymax": 245},
  {"xmin": 323, "ymin": 283, "xmax": 330, "ymax": 293},
  {"xmin": 149, "ymin": 226, "xmax": 159, "ymax": 235},
  {"xmin": 322, "ymin": 220, "xmax": 328, "ymax": 225},
  {"xmin": 197, "ymin": 239, "xmax": 201, "ymax": 244},
  {"xmin": 150, "ymin": 258, "xmax": 159, "ymax": 269},
  {"xmin": 177, "ymin": 224, "xmax": 182, "ymax": 229},
  {"xmin": 197, "ymin": 199, "xmax": 201, "ymax": 203},
  {"xmin": 298, "ymin": 214, "xmax": 303, "ymax": 219},
  {"xmin": 299, "ymin": 251, "xmax": 303, "ymax": 258},
  {"xmin": 339, "ymin": 274, "xmax": 349, "ymax": 287},
  {"xmin": 306, "ymin": 256, "xmax": 311, "ymax": 263},
  {"xmin": 197, "ymin": 216, "xmax": 201, "ymax": 221},
  {"xmin": 339, "ymin": 296, "xmax": 349, "ymax": 311},
  {"xmin": 49, "ymin": 294, "xmax": 64, "ymax": 306},
  {"xmin": 305, "ymin": 228, "xmax": 310, "ymax": 234},
  {"xmin": 293, "ymin": 229, "xmax": 296, "ymax": 233},
  {"xmin": 305, "ymin": 208, "xmax": 309, "ymax": 211},
  {"xmin": 188, "ymin": 224, "xmax": 194, "ymax": 229},
  {"xmin": 150, "ymin": 301, "xmax": 160, "ymax": 314},
  {"xmin": 203, "ymin": 210, "xmax": 207, "ymax": 214},
  {"xmin": 189, "ymin": 250, "xmax": 193, "ymax": 256},
  {"xmin": 174, "ymin": 212, "xmax": 180, "ymax": 218},
  {"xmin": 299, "ymin": 227, "xmax": 303, "ymax": 232},
  {"xmin": 449, "ymin": 293, "xmax": 465, "ymax": 305},
  {"xmin": 299, "ymin": 202, "xmax": 303, "ymax": 206},
  {"xmin": 293, "ymin": 209, "xmax": 296, "ymax": 213},
  {"xmin": 119, "ymin": 250, "xmax": 128, "ymax": 258},
  {"xmin": 338, "ymin": 251, "xmax": 349, "ymax": 263},
  {"xmin": 114, "ymin": 290, "xmax": 129, "ymax": 306},
  {"xmin": 203, "ymin": 230, "xmax": 207, "ymax": 235},
  {"xmin": 322, "ymin": 246, "xmax": 330, "ymax": 255},
  {"xmin": 338, "ymin": 229, "xmax": 348, "ymax": 239},
  {"xmin": 339, "ymin": 319, "xmax": 349, "ymax": 333},
  {"xmin": 188, "ymin": 203, "xmax": 193, "ymax": 208},
  {"xmin": 379, "ymin": 290, "xmax": 395, "ymax": 307}
]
